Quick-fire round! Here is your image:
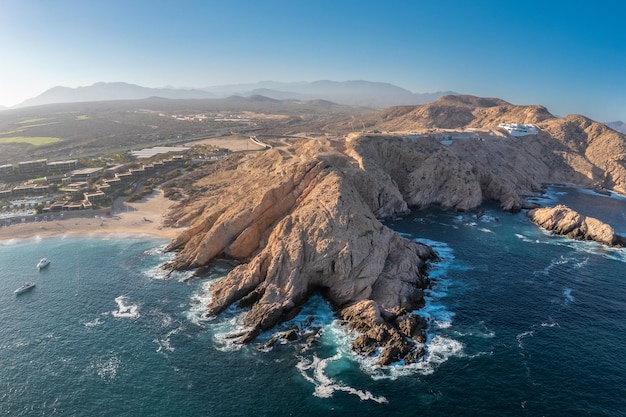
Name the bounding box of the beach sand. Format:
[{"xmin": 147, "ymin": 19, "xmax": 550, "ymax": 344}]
[{"xmin": 0, "ymin": 190, "xmax": 184, "ymax": 241}]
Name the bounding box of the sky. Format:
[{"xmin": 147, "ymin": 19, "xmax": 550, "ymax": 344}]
[{"xmin": 0, "ymin": 0, "xmax": 624, "ymax": 121}]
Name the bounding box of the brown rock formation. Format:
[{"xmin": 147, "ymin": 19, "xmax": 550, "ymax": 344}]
[
  {"xmin": 164, "ymin": 140, "xmax": 437, "ymax": 364},
  {"xmin": 344, "ymin": 95, "xmax": 626, "ymax": 210},
  {"xmin": 527, "ymin": 205, "xmax": 626, "ymax": 247},
  {"xmin": 163, "ymin": 94, "xmax": 626, "ymax": 365}
]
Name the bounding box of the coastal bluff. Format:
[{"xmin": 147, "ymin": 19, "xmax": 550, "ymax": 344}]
[
  {"xmin": 527, "ymin": 205, "xmax": 626, "ymax": 247},
  {"xmin": 164, "ymin": 140, "xmax": 438, "ymax": 365},
  {"xmin": 163, "ymin": 95, "xmax": 626, "ymax": 365}
]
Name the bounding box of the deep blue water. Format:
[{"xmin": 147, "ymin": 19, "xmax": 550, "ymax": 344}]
[{"xmin": 1, "ymin": 186, "xmax": 626, "ymax": 416}]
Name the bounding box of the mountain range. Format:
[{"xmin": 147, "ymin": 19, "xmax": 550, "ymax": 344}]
[
  {"xmin": 13, "ymin": 80, "xmax": 455, "ymax": 109},
  {"xmin": 606, "ymin": 121, "xmax": 626, "ymax": 135}
]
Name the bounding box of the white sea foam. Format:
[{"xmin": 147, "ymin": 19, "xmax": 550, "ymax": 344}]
[
  {"xmin": 143, "ymin": 244, "xmax": 168, "ymax": 257},
  {"xmin": 563, "ymin": 288, "xmax": 575, "ymax": 304},
  {"xmin": 89, "ymin": 354, "xmax": 120, "ymax": 383},
  {"xmin": 516, "ymin": 330, "xmax": 535, "ymax": 349},
  {"xmin": 424, "ymin": 336, "xmax": 464, "ymax": 368},
  {"xmin": 534, "ymin": 255, "xmax": 571, "ymax": 277},
  {"xmin": 143, "ymin": 263, "xmax": 173, "ymax": 280},
  {"xmin": 515, "ymin": 233, "xmax": 538, "ymax": 244},
  {"xmin": 212, "ymin": 313, "xmax": 254, "ymax": 352},
  {"xmin": 478, "ymin": 214, "xmax": 498, "ymax": 223},
  {"xmin": 542, "ymin": 235, "xmax": 626, "ymax": 264},
  {"xmin": 364, "ymin": 335, "xmax": 465, "ymax": 380},
  {"xmin": 154, "ymin": 325, "xmax": 183, "ymax": 354},
  {"xmin": 185, "ymin": 278, "xmax": 223, "ymax": 326},
  {"xmin": 452, "ymin": 321, "xmax": 495, "ymax": 339},
  {"xmin": 296, "ymin": 353, "xmax": 388, "ymax": 403},
  {"xmin": 84, "ymin": 317, "xmax": 104, "ymax": 328},
  {"xmin": 574, "ymin": 257, "xmax": 589, "ymax": 269},
  {"xmin": 112, "ymin": 296, "xmax": 140, "ymax": 319},
  {"xmin": 141, "ymin": 248, "xmax": 196, "ymax": 281},
  {"xmin": 576, "ymin": 186, "xmax": 626, "ymax": 201}
]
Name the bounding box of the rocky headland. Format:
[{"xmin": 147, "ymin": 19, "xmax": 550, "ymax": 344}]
[
  {"xmin": 163, "ymin": 95, "xmax": 626, "ymax": 365},
  {"xmin": 527, "ymin": 205, "xmax": 626, "ymax": 247}
]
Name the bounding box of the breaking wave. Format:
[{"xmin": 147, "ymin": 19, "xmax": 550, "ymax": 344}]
[
  {"xmin": 111, "ymin": 296, "xmax": 140, "ymax": 319},
  {"xmin": 296, "ymin": 353, "xmax": 388, "ymax": 403}
]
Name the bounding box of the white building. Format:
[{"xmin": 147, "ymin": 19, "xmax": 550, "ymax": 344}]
[{"xmin": 498, "ymin": 123, "xmax": 538, "ymax": 136}]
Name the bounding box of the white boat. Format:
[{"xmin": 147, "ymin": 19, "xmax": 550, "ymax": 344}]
[
  {"xmin": 37, "ymin": 258, "xmax": 50, "ymax": 269},
  {"xmin": 14, "ymin": 282, "xmax": 36, "ymax": 294}
]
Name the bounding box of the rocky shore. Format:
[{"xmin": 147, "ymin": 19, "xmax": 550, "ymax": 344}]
[
  {"xmin": 162, "ymin": 95, "xmax": 626, "ymax": 365},
  {"xmin": 527, "ymin": 204, "xmax": 626, "ymax": 247}
]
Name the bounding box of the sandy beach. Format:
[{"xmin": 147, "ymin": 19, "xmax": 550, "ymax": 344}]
[{"xmin": 0, "ymin": 190, "xmax": 184, "ymax": 241}]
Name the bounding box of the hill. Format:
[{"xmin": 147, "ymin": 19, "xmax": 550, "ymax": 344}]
[{"xmin": 161, "ymin": 94, "xmax": 626, "ymax": 364}]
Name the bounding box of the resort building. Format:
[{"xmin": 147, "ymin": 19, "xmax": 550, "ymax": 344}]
[
  {"xmin": 498, "ymin": 123, "xmax": 539, "ymax": 136},
  {"xmin": 12, "ymin": 184, "xmax": 49, "ymax": 197},
  {"xmin": 0, "ymin": 164, "xmax": 14, "ymax": 179},
  {"xmin": 67, "ymin": 167, "xmax": 104, "ymax": 182},
  {"xmin": 129, "ymin": 146, "xmax": 190, "ymax": 159},
  {"xmin": 17, "ymin": 159, "xmax": 48, "ymax": 176},
  {"xmin": 84, "ymin": 191, "xmax": 107, "ymax": 203},
  {"xmin": 47, "ymin": 160, "xmax": 78, "ymax": 173}
]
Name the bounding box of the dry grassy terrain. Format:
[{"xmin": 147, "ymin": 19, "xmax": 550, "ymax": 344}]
[{"xmin": 0, "ymin": 97, "xmax": 364, "ymax": 164}]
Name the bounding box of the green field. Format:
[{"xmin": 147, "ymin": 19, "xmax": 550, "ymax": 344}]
[
  {"xmin": 0, "ymin": 136, "xmax": 62, "ymax": 145},
  {"xmin": 18, "ymin": 118, "xmax": 50, "ymax": 124}
]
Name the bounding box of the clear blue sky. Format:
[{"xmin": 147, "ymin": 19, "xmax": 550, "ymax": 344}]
[{"xmin": 1, "ymin": 0, "xmax": 624, "ymax": 121}]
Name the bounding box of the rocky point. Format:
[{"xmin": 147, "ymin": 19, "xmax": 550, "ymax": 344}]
[{"xmin": 162, "ymin": 95, "xmax": 626, "ymax": 365}]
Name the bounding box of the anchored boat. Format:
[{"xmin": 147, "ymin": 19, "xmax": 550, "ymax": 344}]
[{"xmin": 14, "ymin": 282, "xmax": 36, "ymax": 295}]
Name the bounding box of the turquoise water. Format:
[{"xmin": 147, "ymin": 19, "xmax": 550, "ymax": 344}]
[{"xmin": 1, "ymin": 186, "xmax": 626, "ymax": 416}]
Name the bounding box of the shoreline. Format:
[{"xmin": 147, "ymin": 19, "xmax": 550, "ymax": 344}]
[{"xmin": 0, "ymin": 190, "xmax": 183, "ymax": 242}]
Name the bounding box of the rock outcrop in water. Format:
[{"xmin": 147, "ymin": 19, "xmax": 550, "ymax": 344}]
[
  {"xmin": 527, "ymin": 205, "xmax": 626, "ymax": 247},
  {"xmin": 165, "ymin": 140, "xmax": 437, "ymax": 364},
  {"xmin": 163, "ymin": 95, "xmax": 626, "ymax": 365}
]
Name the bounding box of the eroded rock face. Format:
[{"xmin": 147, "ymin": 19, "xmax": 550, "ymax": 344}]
[
  {"xmin": 164, "ymin": 140, "xmax": 437, "ymax": 364},
  {"xmin": 163, "ymin": 95, "xmax": 626, "ymax": 366},
  {"xmin": 527, "ymin": 205, "xmax": 626, "ymax": 247}
]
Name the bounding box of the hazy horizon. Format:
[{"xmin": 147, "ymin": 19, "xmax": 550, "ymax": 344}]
[{"xmin": 1, "ymin": 0, "xmax": 624, "ymax": 121}]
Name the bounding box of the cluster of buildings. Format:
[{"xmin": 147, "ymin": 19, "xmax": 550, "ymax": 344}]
[
  {"xmin": 0, "ymin": 156, "xmax": 186, "ymax": 214},
  {"xmin": 167, "ymin": 112, "xmax": 251, "ymax": 123},
  {"xmin": 0, "ymin": 159, "xmax": 78, "ymax": 180}
]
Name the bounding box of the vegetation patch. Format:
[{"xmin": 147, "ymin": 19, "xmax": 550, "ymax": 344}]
[
  {"xmin": 18, "ymin": 118, "xmax": 50, "ymax": 124},
  {"xmin": 0, "ymin": 121, "xmax": 60, "ymax": 136},
  {"xmin": 0, "ymin": 136, "xmax": 62, "ymax": 146}
]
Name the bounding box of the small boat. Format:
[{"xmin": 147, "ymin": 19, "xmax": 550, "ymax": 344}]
[
  {"xmin": 14, "ymin": 282, "xmax": 36, "ymax": 294},
  {"xmin": 37, "ymin": 258, "xmax": 50, "ymax": 269}
]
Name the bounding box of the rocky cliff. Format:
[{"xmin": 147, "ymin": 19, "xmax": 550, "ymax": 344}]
[
  {"xmin": 527, "ymin": 205, "xmax": 626, "ymax": 247},
  {"xmin": 164, "ymin": 140, "xmax": 438, "ymax": 364},
  {"xmin": 163, "ymin": 95, "xmax": 626, "ymax": 365}
]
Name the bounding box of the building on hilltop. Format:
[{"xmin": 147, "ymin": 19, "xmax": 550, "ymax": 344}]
[{"xmin": 498, "ymin": 123, "xmax": 538, "ymax": 136}]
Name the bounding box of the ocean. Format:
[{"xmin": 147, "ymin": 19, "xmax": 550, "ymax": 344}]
[{"xmin": 1, "ymin": 185, "xmax": 625, "ymax": 416}]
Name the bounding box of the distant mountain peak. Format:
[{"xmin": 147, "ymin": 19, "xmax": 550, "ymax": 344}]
[
  {"xmin": 14, "ymin": 80, "xmax": 457, "ymax": 109},
  {"xmin": 15, "ymin": 82, "xmax": 215, "ymax": 108},
  {"xmin": 605, "ymin": 121, "xmax": 626, "ymax": 134}
]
